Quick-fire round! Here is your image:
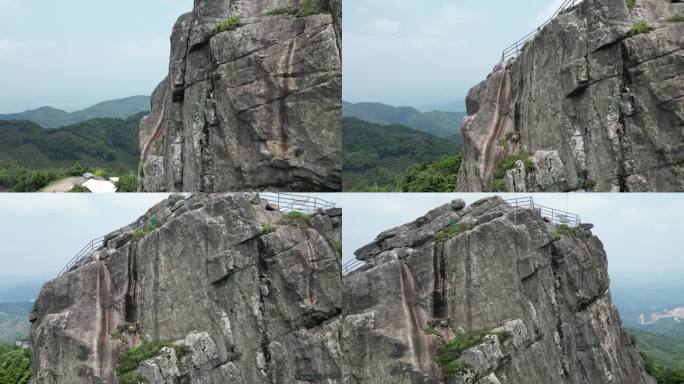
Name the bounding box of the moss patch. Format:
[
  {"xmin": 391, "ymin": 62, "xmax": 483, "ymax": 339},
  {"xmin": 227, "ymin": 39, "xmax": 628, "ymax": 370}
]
[
  {"xmin": 215, "ymin": 17, "xmax": 243, "ymax": 33},
  {"xmin": 133, "ymin": 218, "xmax": 159, "ymax": 240},
  {"xmin": 626, "ymin": 0, "xmax": 636, "ymax": 9},
  {"xmin": 665, "ymin": 14, "xmax": 684, "ymax": 22},
  {"xmin": 490, "ymin": 153, "xmax": 534, "ymax": 192},
  {"xmin": 261, "ymin": 223, "xmax": 277, "ymax": 234},
  {"xmin": 434, "ymin": 223, "xmax": 475, "ymax": 242},
  {"xmin": 279, "ymin": 211, "xmax": 312, "ymax": 229},
  {"xmin": 435, "ymin": 330, "xmax": 488, "ymax": 375},
  {"xmin": 116, "ymin": 340, "xmax": 189, "ymax": 381},
  {"xmin": 628, "ymin": 21, "xmax": 652, "ymax": 36}
]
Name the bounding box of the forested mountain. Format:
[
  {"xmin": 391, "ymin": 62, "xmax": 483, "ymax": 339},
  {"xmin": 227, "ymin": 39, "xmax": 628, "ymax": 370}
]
[
  {"xmin": 342, "ymin": 117, "xmax": 460, "ymax": 191},
  {"xmin": 342, "ymin": 101, "xmax": 464, "ymax": 141},
  {"xmin": 0, "ymin": 115, "xmax": 140, "ymax": 191},
  {"xmin": 0, "ymin": 96, "xmax": 149, "ymax": 128}
]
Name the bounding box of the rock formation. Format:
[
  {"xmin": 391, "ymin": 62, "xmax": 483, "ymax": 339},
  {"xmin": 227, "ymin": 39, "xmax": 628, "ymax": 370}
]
[
  {"xmin": 342, "ymin": 197, "xmax": 655, "ymax": 383},
  {"xmin": 29, "ymin": 193, "xmax": 342, "ymax": 383},
  {"xmin": 458, "ymin": 0, "xmax": 684, "ymax": 192},
  {"xmin": 139, "ymin": 0, "xmax": 342, "ymax": 192}
]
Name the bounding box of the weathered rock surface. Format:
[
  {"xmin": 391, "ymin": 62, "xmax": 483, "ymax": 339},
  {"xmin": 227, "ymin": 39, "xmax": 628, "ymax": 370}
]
[
  {"xmin": 458, "ymin": 0, "xmax": 684, "ymax": 192},
  {"xmin": 29, "ymin": 193, "xmax": 342, "ymax": 383},
  {"xmin": 342, "ymin": 197, "xmax": 655, "ymax": 383},
  {"xmin": 140, "ymin": 0, "xmax": 342, "ymax": 192}
]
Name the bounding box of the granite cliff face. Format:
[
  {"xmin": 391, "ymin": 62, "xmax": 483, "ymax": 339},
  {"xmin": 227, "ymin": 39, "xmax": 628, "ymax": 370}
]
[
  {"xmin": 458, "ymin": 0, "xmax": 684, "ymax": 192},
  {"xmin": 140, "ymin": 0, "xmax": 342, "ymax": 192},
  {"xmin": 29, "ymin": 193, "xmax": 342, "ymax": 383},
  {"xmin": 342, "ymin": 197, "xmax": 654, "ymax": 383}
]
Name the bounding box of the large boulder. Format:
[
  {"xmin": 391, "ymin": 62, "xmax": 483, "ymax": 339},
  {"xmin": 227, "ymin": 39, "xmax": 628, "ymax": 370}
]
[
  {"xmin": 342, "ymin": 197, "xmax": 655, "ymax": 383},
  {"xmin": 139, "ymin": 0, "xmax": 342, "ymax": 192},
  {"xmin": 458, "ymin": 0, "xmax": 684, "ymax": 192},
  {"xmin": 30, "ymin": 193, "xmax": 342, "ymax": 383}
]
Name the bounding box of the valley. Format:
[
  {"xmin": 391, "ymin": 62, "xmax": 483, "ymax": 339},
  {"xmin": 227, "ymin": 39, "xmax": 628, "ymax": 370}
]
[
  {"xmin": 342, "ymin": 102, "xmax": 464, "ymax": 192},
  {"xmin": 0, "ymin": 98, "xmax": 145, "ymax": 192}
]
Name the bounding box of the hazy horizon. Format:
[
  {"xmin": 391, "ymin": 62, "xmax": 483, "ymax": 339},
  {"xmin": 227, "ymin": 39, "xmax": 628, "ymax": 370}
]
[{"xmin": 0, "ymin": 0, "xmax": 192, "ymax": 113}]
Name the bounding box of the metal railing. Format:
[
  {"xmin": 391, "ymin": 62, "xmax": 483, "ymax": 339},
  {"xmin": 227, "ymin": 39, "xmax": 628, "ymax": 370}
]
[
  {"xmin": 58, "ymin": 194, "xmax": 334, "ymax": 277},
  {"xmin": 58, "ymin": 236, "xmax": 104, "ymax": 276},
  {"xmin": 504, "ymin": 196, "xmax": 581, "ymax": 226},
  {"xmin": 259, "ymin": 193, "xmax": 336, "ymax": 213},
  {"xmin": 342, "ymin": 196, "xmax": 582, "ymax": 275},
  {"xmin": 342, "ymin": 259, "xmax": 365, "ymax": 275},
  {"xmin": 501, "ymin": 0, "xmax": 583, "ymax": 61},
  {"xmin": 57, "ymin": 195, "xmax": 194, "ymax": 277}
]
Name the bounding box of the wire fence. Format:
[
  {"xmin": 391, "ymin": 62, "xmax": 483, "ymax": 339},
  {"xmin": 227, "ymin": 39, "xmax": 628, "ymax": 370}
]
[
  {"xmin": 258, "ymin": 193, "xmax": 336, "ymax": 213},
  {"xmin": 501, "ymin": 0, "xmax": 583, "ymax": 61},
  {"xmin": 342, "ymin": 196, "xmax": 582, "ymax": 275}
]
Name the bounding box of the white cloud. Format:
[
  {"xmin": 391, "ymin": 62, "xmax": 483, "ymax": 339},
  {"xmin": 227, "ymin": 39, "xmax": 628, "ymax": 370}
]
[{"xmin": 368, "ymin": 18, "xmax": 401, "ymax": 34}]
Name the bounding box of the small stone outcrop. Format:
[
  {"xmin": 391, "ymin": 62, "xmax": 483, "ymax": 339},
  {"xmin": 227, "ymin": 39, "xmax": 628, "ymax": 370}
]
[
  {"xmin": 342, "ymin": 197, "xmax": 655, "ymax": 383},
  {"xmin": 29, "ymin": 193, "xmax": 342, "ymax": 383},
  {"xmin": 140, "ymin": 0, "xmax": 342, "ymax": 192},
  {"xmin": 458, "ymin": 0, "xmax": 684, "ymax": 192}
]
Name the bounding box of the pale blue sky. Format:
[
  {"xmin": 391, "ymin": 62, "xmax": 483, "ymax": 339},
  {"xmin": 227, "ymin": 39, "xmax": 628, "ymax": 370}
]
[
  {"xmin": 0, "ymin": 0, "xmax": 193, "ymax": 113},
  {"xmin": 343, "ymin": 0, "xmax": 566, "ymax": 107},
  {"xmin": 0, "ymin": 193, "xmax": 342, "ymax": 278},
  {"xmin": 341, "ymin": 194, "xmax": 684, "ymax": 286}
]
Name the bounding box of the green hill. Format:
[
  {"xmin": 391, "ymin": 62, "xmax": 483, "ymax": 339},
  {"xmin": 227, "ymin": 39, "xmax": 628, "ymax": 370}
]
[
  {"xmin": 0, "ymin": 96, "xmax": 149, "ymax": 128},
  {"xmin": 0, "ymin": 115, "xmax": 140, "ymax": 191},
  {"xmin": 628, "ymin": 329, "xmax": 684, "ymax": 383},
  {"xmin": 343, "ymin": 117, "xmax": 460, "ymax": 191},
  {"xmin": 342, "ymin": 101, "xmax": 464, "ymax": 142},
  {"xmin": 0, "ymin": 344, "xmax": 31, "ymax": 384}
]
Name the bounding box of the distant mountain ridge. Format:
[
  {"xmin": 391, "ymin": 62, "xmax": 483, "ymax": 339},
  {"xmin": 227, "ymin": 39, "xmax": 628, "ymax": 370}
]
[
  {"xmin": 0, "ymin": 96, "xmax": 150, "ymax": 128},
  {"xmin": 342, "ymin": 101, "xmax": 464, "ymax": 142}
]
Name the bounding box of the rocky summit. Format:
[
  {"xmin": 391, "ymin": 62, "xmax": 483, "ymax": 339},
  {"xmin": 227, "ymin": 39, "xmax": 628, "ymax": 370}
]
[
  {"xmin": 29, "ymin": 193, "xmax": 342, "ymax": 383},
  {"xmin": 458, "ymin": 0, "xmax": 684, "ymax": 192},
  {"xmin": 139, "ymin": 0, "xmax": 342, "ymax": 192},
  {"xmin": 342, "ymin": 197, "xmax": 655, "ymax": 383}
]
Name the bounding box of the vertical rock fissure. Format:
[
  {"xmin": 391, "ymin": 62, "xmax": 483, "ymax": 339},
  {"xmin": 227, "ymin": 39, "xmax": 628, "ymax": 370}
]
[
  {"xmin": 432, "ymin": 242, "xmax": 447, "ymax": 319},
  {"xmin": 277, "ymin": 38, "xmax": 297, "ymax": 159},
  {"xmin": 125, "ymin": 245, "xmax": 139, "ymax": 323},
  {"xmin": 399, "ymin": 263, "xmax": 439, "ymax": 378},
  {"xmin": 256, "ymin": 240, "xmax": 273, "ymax": 382},
  {"xmin": 464, "ymin": 233, "xmax": 473, "ymax": 330},
  {"xmin": 94, "ymin": 261, "xmax": 115, "ymax": 382},
  {"xmin": 481, "ymin": 70, "xmax": 513, "ymax": 187},
  {"xmin": 152, "ymin": 236, "xmax": 161, "ymax": 341}
]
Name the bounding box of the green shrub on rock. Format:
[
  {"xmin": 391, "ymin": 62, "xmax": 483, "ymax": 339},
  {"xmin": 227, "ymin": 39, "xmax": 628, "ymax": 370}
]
[
  {"xmin": 215, "ymin": 17, "xmax": 243, "ymax": 33},
  {"xmin": 279, "ymin": 211, "xmax": 312, "ymax": 228},
  {"xmin": 629, "ymin": 21, "xmax": 652, "ymax": 36}
]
